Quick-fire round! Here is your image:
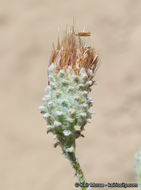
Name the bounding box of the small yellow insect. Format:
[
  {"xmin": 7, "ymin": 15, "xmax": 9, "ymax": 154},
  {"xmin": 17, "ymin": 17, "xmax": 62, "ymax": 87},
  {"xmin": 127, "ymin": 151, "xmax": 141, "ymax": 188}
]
[{"xmin": 76, "ymin": 32, "xmax": 91, "ymax": 37}]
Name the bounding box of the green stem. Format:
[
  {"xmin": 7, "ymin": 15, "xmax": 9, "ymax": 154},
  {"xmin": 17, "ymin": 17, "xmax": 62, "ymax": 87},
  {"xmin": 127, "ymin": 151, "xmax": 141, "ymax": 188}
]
[{"xmin": 67, "ymin": 151, "xmax": 90, "ymax": 190}]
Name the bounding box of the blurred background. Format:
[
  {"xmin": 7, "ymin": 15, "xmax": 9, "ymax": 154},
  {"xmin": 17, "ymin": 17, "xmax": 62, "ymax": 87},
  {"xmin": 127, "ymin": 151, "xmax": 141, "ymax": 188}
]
[{"xmin": 1, "ymin": 0, "xmax": 141, "ymax": 189}]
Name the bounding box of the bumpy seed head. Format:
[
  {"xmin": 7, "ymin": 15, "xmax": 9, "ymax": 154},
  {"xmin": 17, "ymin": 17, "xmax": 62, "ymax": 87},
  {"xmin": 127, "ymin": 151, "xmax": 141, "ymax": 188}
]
[{"xmin": 39, "ymin": 27, "xmax": 98, "ymax": 154}]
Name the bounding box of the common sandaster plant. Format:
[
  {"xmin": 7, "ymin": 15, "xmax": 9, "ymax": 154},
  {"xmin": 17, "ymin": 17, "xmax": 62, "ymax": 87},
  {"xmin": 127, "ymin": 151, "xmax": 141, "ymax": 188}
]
[{"xmin": 39, "ymin": 26, "xmax": 99, "ymax": 190}]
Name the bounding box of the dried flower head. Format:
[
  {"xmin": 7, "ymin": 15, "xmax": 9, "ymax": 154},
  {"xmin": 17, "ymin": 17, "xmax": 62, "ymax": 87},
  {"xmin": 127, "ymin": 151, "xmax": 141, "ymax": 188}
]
[
  {"xmin": 49, "ymin": 27, "xmax": 98, "ymax": 79},
  {"xmin": 39, "ymin": 26, "xmax": 99, "ymax": 190}
]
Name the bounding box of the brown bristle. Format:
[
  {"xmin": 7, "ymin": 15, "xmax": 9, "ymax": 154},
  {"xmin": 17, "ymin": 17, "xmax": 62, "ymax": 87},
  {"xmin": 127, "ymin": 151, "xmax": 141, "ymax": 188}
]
[{"xmin": 49, "ymin": 28, "xmax": 98, "ymax": 78}]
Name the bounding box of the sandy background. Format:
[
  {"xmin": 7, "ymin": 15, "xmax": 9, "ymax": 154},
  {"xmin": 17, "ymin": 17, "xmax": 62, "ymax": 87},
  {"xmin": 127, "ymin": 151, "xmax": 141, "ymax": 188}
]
[{"xmin": 1, "ymin": 0, "xmax": 141, "ymax": 189}]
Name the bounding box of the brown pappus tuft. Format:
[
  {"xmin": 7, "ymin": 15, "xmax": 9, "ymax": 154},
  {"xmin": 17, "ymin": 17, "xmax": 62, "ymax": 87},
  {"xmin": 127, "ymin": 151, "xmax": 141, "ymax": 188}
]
[{"xmin": 49, "ymin": 27, "xmax": 99, "ymax": 80}]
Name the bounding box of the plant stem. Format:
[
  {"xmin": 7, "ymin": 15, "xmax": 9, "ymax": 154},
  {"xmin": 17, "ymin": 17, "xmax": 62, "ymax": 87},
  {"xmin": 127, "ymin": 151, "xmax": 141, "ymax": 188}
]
[{"xmin": 67, "ymin": 151, "xmax": 90, "ymax": 190}]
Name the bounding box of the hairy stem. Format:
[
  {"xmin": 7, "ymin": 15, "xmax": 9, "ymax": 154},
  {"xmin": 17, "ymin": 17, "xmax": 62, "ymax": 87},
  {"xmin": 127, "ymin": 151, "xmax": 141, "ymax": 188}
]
[{"xmin": 67, "ymin": 151, "xmax": 90, "ymax": 190}]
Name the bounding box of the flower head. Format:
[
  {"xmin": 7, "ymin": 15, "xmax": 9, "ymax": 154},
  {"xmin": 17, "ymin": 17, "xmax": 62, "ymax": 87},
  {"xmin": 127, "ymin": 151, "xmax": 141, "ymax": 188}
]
[
  {"xmin": 39, "ymin": 26, "xmax": 99, "ymax": 190},
  {"xmin": 39, "ymin": 27, "xmax": 98, "ymax": 155}
]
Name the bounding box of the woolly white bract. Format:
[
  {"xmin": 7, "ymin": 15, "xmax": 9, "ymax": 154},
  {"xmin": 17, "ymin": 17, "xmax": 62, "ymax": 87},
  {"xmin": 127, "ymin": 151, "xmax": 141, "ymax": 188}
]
[{"xmin": 39, "ymin": 63, "xmax": 95, "ymax": 155}]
